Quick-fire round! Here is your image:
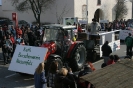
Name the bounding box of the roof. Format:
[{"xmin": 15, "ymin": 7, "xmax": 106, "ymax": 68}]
[
  {"xmin": 43, "ymin": 24, "xmax": 76, "ymax": 29},
  {"xmin": 81, "ymin": 59, "xmax": 133, "ymax": 88}
]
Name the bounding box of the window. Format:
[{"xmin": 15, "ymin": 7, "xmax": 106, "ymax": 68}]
[
  {"xmin": 82, "ymin": 5, "xmax": 87, "ymax": 20},
  {"xmin": 97, "ymin": 0, "xmax": 101, "ymax": 5}
]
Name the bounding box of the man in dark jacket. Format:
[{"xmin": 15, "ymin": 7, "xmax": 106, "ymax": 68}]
[
  {"xmin": 125, "ymin": 33, "xmax": 133, "ymax": 57},
  {"xmin": 102, "ymin": 41, "xmax": 112, "ymax": 64}
]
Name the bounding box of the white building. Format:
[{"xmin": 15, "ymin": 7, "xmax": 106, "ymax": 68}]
[{"xmin": 0, "ymin": 0, "xmax": 132, "ymax": 24}]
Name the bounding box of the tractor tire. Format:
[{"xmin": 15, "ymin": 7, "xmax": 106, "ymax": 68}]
[
  {"xmin": 45, "ymin": 57, "xmax": 63, "ymax": 76},
  {"xmin": 70, "ymin": 44, "xmax": 86, "ymax": 71}
]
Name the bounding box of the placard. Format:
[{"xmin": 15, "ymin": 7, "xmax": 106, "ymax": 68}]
[
  {"xmin": 119, "ymin": 30, "xmax": 133, "ymax": 40},
  {"xmin": 63, "ymin": 17, "xmax": 78, "ymax": 25},
  {"xmin": 112, "ymin": 40, "xmax": 120, "ymax": 51},
  {"xmin": 8, "ymin": 45, "xmax": 48, "ymax": 75}
]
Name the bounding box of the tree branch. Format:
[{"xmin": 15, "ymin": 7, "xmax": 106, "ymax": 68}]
[{"xmin": 29, "ymin": 0, "xmax": 38, "ymax": 21}]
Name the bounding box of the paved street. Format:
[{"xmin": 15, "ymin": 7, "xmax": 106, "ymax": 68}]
[{"xmin": 0, "ymin": 43, "xmax": 127, "ymax": 88}]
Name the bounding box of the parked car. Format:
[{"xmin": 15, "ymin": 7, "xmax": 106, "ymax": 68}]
[
  {"xmin": 0, "ymin": 19, "xmax": 13, "ymax": 27},
  {"xmin": 18, "ymin": 20, "xmax": 30, "ymax": 27}
]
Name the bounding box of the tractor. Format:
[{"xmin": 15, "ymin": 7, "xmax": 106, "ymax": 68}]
[{"xmin": 41, "ymin": 24, "xmax": 87, "ymax": 74}]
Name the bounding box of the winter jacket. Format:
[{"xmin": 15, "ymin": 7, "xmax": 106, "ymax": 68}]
[
  {"xmin": 107, "ymin": 60, "xmax": 115, "ymax": 65},
  {"xmin": 125, "ymin": 36, "xmax": 133, "ymax": 47},
  {"xmin": 0, "ymin": 30, "xmax": 5, "ymax": 40},
  {"xmin": 78, "ymin": 67, "xmax": 92, "ymax": 78},
  {"xmin": 16, "ymin": 29, "xmax": 22, "ymax": 35},
  {"xmin": 54, "ymin": 74, "xmax": 75, "ymax": 88},
  {"xmin": 34, "ymin": 71, "xmax": 46, "ymax": 88},
  {"xmin": 6, "ymin": 39, "xmax": 13, "ymax": 48},
  {"xmin": 6, "ymin": 29, "xmax": 11, "ymax": 36},
  {"xmin": 1, "ymin": 38, "xmax": 8, "ymax": 53},
  {"xmin": 102, "ymin": 43, "xmax": 112, "ymax": 57},
  {"xmin": 11, "ymin": 29, "xmax": 16, "ymax": 38},
  {"xmin": 90, "ymin": 22, "xmax": 101, "ymax": 34},
  {"xmin": 47, "ymin": 72, "xmax": 56, "ymax": 87},
  {"xmin": 23, "ymin": 34, "xmax": 29, "ymax": 43},
  {"xmin": 10, "ymin": 37, "xmax": 15, "ymax": 44}
]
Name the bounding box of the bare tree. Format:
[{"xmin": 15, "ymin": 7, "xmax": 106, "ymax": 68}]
[
  {"xmin": 53, "ymin": 4, "xmax": 70, "ymax": 24},
  {"xmin": 11, "ymin": 0, "xmax": 55, "ymax": 27},
  {"xmin": 115, "ymin": 0, "xmax": 128, "ymax": 20}
]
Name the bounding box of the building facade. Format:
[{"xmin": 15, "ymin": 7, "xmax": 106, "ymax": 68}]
[{"xmin": 0, "ymin": 0, "xmax": 132, "ymax": 24}]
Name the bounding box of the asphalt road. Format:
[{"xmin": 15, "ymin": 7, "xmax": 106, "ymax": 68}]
[{"xmin": 0, "ymin": 43, "xmax": 127, "ymax": 88}]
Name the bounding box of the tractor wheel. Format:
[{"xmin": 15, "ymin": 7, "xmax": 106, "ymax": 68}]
[
  {"xmin": 70, "ymin": 44, "xmax": 86, "ymax": 71},
  {"xmin": 45, "ymin": 57, "xmax": 63, "ymax": 76}
]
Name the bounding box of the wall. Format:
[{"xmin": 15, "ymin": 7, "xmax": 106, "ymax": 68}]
[
  {"xmin": 0, "ymin": 0, "xmax": 132, "ymax": 24},
  {"xmin": 74, "ymin": 0, "xmax": 86, "ymax": 20},
  {"xmin": 2, "ymin": 0, "xmax": 14, "ymax": 10},
  {"xmin": 69, "ymin": 0, "xmax": 132, "ymax": 23},
  {"xmin": 0, "ymin": 6, "xmax": 3, "ymax": 17},
  {"xmin": 1, "ymin": 0, "xmax": 74, "ymax": 24}
]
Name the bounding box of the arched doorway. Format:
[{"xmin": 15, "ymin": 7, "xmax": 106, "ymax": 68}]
[{"xmin": 94, "ymin": 9, "xmax": 104, "ymax": 22}]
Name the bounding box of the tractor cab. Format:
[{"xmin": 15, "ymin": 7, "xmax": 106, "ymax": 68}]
[
  {"xmin": 43, "ymin": 24, "xmax": 75, "ymax": 43},
  {"xmin": 42, "ymin": 24, "xmax": 86, "ymax": 72},
  {"xmin": 42, "ymin": 24, "xmax": 76, "ymax": 58}
]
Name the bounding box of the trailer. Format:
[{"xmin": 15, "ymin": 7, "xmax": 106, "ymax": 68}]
[{"xmin": 78, "ymin": 30, "xmax": 120, "ymax": 62}]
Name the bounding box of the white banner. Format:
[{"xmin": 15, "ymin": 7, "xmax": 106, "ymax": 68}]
[
  {"xmin": 100, "ymin": 40, "xmax": 120, "ymax": 57},
  {"xmin": 63, "ymin": 17, "xmax": 78, "ymax": 25},
  {"xmin": 112, "ymin": 40, "xmax": 120, "ymax": 51},
  {"xmin": 8, "ymin": 45, "xmax": 48, "ymax": 75},
  {"xmin": 119, "ymin": 30, "xmax": 133, "ymax": 40}
]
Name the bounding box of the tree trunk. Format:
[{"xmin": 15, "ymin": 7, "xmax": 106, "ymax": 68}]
[{"xmin": 37, "ymin": 14, "xmax": 41, "ymax": 29}]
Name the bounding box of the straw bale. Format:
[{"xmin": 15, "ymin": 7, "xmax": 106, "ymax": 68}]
[{"xmin": 81, "ymin": 59, "xmax": 133, "ymax": 88}]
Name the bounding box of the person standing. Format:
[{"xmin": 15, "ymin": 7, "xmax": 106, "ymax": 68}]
[
  {"xmin": 54, "ymin": 68, "xmax": 75, "ymax": 88},
  {"xmin": 16, "ymin": 26, "xmax": 22, "ymax": 37},
  {"xmin": 34, "ymin": 62, "xmax": 46, "ymax": 88},
  {"xmin": 0, "ymin": 27, "xmax": 5, "ymax": 47},
  {"xmin": 1, "ymin": 36, "xmax": 8, "ymax": 65},
  {"xmin": 90, "ymin": 18, "xmax": 101, "ymax": 34},
  {"xmin": 125, "ymin": 33, "xmax": 133, "ymax": 57},
  {"xmin": 10, "ymin": 26, "xmax": 16, "ymax": 40},
  {"xmin": 6, "ymin": 35, "xmax": 13, "ymax": 61},
  {"xmin": 101, "ymin": 41, "xmax": 112, "ymax": 64},
  {"xmin": 90, "ymin": 18, "xmax": 101, "ymax": 45},
  {"xmin": 47, "ymin": 61, "xmax": 59, "ymax": 88}
]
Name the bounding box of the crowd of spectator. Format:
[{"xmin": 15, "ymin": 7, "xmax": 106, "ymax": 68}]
[
  {"xmin": 100, "ymin": 19, "xmax": 133, "ymax": 31},
  {"xmin": 34, "ymin": 60, "xmax": 96, "ymax": 88},
  {"xmin": 0, "ymin": 24, "xmax": 43, "ymax": 65},
  {"xmin": 34, "ymin": 53, "xmax": 121, "ymax": 88}
]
